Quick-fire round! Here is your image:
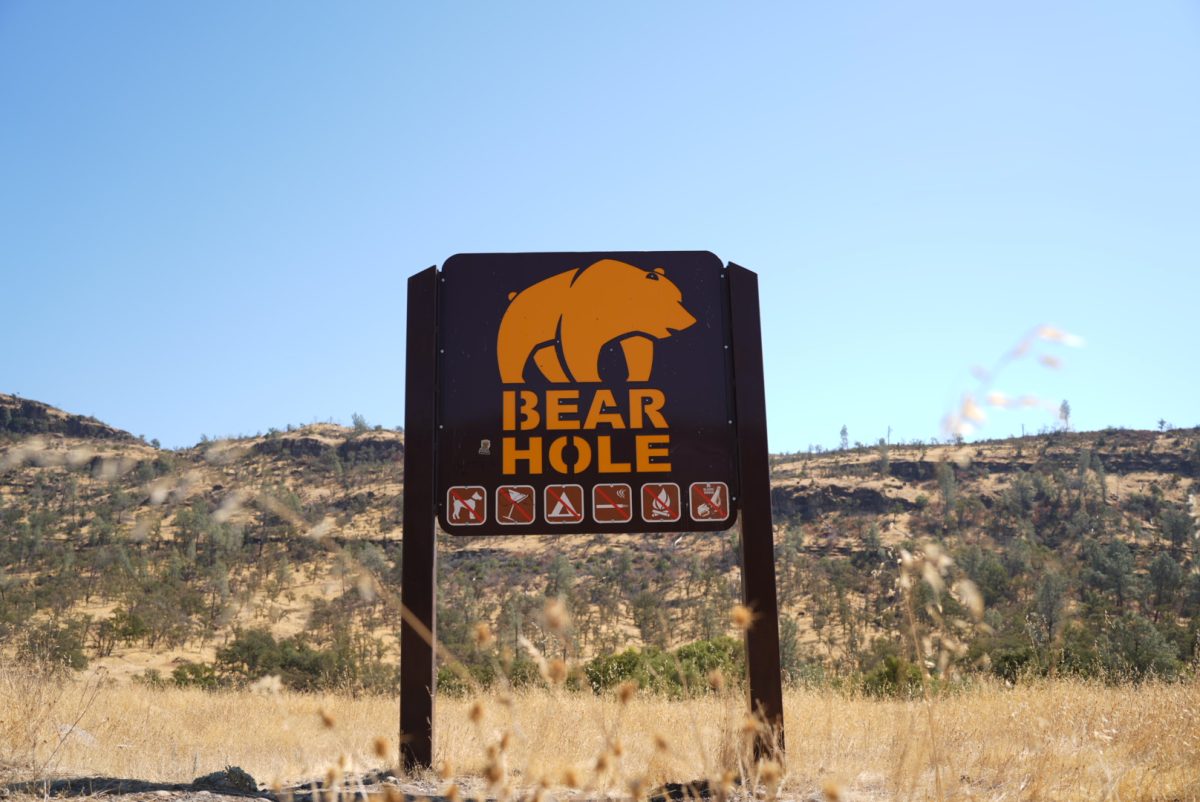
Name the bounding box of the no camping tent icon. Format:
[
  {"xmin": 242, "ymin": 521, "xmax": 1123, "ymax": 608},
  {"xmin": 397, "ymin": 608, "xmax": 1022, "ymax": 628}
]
[{"xmin": 543, "ymin": 484, "xmax": 584, "ymax": 524}]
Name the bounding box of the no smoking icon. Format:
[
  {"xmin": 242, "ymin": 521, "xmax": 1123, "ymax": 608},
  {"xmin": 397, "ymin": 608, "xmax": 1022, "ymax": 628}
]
[{"xmin": 592, "ymin": 483, "xmax": 632, "ymax": 523}]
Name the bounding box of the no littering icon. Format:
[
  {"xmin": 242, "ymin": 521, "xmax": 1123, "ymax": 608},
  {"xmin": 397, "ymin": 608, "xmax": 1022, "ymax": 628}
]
[{"xmin": 689, "ymin": 481, "xmax": 729, "ymax": 522}]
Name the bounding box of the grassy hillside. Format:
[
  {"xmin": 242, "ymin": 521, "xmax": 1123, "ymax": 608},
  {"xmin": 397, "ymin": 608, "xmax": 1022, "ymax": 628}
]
[{"xmin": 1, "ymin": 393, "xmax": 1198, "ymax": 693}]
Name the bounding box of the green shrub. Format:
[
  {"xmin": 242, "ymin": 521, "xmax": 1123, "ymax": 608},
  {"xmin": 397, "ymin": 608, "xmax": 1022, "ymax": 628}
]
[
  {"xmin": 991, "ymin": 644, "xmax": 1038, "ymax": 682},
  {"xmin": 674, "ymin": 636, "xmax": 744, "ymax": 689},
  {"xmin": 213, "ymin": 627, "xmax": 395, "ymax": 693},
  {"xmin": 1098, "ymin": 613, "xmax": 1181, "ymax": 681},
  {"xmin": 505, "ymin": 654, "xmax": 542, "ymax": 687},
  {"xmin": 860, "ymin": 655, "xmax": 923, "ymax": 698},
  {"xmin": 1056, "ymin": 622, "xmax": 1103, "ymax": 678},
  {"xmin": 436, "ymin": 666, "xmax": 471, "ymax": 696},
  {"xmin": 135, "ymin": 668, "xmax": 167, "ymax": 688},
  {"xmin": 585, "ymin": 646, "xmax": 677, "ymax": 694},
  {"xmin": 18, "ymin": 617, "xmax": 89, "ymax": 671},
  {"xmin": 172, "ymin": 661, "xmax": 221, "ymax": 689},
  {"xmin": 583, "ymin": 637, "xmax": 745, "ymax": 696}
]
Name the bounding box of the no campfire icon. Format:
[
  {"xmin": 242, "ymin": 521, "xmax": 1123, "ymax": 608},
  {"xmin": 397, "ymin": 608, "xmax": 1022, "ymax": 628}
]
[{"xmin": 641, "ymin": 482, "xmax": 681, "ymax": 523}]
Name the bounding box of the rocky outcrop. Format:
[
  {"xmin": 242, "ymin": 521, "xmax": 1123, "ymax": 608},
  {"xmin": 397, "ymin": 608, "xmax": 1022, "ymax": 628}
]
[
  {"xmin": 251, "ymin": 430, "xmax": 403, "ymax": 462},
  {"xmin": 338, "ymin": 433, "xmax": 403, "ymax": 463},
  {"xmin": 252, "ymin": 435, "xmax": 332, "ymax": 459},
  {"xmin": 0, "ymin": 394, "xmax": 135, "ymax": 442},
  {"xmin": 772, "ymin": 483, "xmax": 915, "ymax": 521},
  {"xmin": 887, "ymin": 450, "xmax": 1195, "ymax": 482}
]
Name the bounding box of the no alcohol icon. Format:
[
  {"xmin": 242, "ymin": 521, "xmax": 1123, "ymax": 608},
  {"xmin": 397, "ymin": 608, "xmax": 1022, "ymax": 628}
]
[{"xmin": 496, "ymin": 485, "xmax": 535, "ymax": 525}]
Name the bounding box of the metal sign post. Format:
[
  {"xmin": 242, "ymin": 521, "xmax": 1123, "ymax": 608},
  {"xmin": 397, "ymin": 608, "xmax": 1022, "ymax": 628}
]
[
  {"xmin": 400, "ymin": 253, "xmax": 783, "ymax": 769},
  {"xmin": 729, "ymin": 263, "xmax": 785, "ymax": 754},
  {"xmin": 399, "ymin": 266, "xmax": 438, "ymax": 770}
]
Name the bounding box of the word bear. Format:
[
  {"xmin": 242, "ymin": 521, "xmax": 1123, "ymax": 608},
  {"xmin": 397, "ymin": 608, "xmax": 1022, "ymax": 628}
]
[
  {"xmin": 496, "ymin": 259, "xmax": 697, "ymax": 383},
  {"xmin": 500, "ymin": 388, "xmax": 674, "ymax": 476}
]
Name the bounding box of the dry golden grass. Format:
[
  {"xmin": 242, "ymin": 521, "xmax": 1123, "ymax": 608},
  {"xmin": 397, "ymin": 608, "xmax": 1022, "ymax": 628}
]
[{"xmin": 3, "ymin": 669, "xmax": 1198, "ymax": 801}]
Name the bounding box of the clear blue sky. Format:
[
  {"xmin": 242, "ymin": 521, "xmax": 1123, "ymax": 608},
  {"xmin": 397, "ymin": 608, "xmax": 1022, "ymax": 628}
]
[{"xmin": 2, "ymin": 2, "xmax": 1197, "ymax": 451}]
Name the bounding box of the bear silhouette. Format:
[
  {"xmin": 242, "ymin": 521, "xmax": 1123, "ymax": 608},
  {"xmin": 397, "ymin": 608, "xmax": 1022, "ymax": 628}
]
[{"xmin": 497, "ymin": 259, "xmax": 697, "ymax": 383}]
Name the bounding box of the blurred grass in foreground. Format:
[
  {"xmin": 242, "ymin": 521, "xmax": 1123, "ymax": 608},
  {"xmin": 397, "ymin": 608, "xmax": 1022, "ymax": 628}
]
[{"xmin": 2, "ymin": 665, "xmax": 1198, "ymax": 802}]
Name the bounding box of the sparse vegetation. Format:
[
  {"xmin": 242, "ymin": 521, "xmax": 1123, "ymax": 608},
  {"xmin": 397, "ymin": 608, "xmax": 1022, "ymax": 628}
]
[
  {"xmin": 3, "ymin": 394, "xmax": 1200, "ymax": 797},
  {"xmin": 2, "ymin": 398, "xmax": 1199, "ymax": 691}
]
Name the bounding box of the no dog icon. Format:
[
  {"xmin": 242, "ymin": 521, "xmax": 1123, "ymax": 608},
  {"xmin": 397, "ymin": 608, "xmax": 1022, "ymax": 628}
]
[{"xmin": 446, "ymin": 486, "xmax": 486, "ymax": 526}]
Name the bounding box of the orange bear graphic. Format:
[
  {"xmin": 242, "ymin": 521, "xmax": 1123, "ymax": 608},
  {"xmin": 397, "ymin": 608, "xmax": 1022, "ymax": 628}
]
[{"xmin": 497, "ymin": 259, "xmax": 697, "ymax": 383}]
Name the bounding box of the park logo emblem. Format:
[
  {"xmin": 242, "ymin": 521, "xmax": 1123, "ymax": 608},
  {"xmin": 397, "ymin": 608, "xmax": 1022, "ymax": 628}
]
[{"xmin": 496, "ymin": 259, "xmax": 697, "ymax": 384}]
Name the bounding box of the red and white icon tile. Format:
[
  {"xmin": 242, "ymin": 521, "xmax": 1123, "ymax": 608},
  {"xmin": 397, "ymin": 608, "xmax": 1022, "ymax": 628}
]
[
  {"xmin": 544, "ymin": 484, "xmax": 585, "ymax": 524},
  {"xmin": 641, "ymin": 482, "xmax": 681, "ymax": 523},
  {"xmin": 689, "ymin": 481, "xmax": 730, "ymax": 522},
  {"xmin": 496, "ymin": 484, "xmax": 535, "ymax": 525},
  {"xmin": 592, "ymin": 483, "xmax": 633, "ymax": 523},
  {"xmin": 446, "ymin": 485, "xmax": 487, "ymax": 526}
]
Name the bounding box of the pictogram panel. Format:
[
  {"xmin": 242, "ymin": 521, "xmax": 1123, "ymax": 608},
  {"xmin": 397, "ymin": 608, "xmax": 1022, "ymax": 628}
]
[
  {"xmin": 445, "ymin": 486, "xmax": 486, "ymax": 526},
  {"xmin": 496, "ymin": 485, "xmax": 535, "ymax": 525},
  {"xmin": 641, "ymin": 482, "xmax": 681, "ymax": 523},
  {"xmin": 544, "ymin": 484, "xmax": 585, "ymax": 525},
  {"xmin": 689, "ymin": 481, "xmax": 730, "ymax": 522},
  {"xmin": 592, "ymin": 483, "xmax": 633, "ymax": 523}
]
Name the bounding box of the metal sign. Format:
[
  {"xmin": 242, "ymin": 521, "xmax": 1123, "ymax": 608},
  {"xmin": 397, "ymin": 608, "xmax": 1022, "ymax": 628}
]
[
  {"xmin": 435, "ymin": 251, "xmax": 738, "ymax": 535},
  {"xmin": 400, "ymin": 253, "xmax": 784, "ymax": 770}
]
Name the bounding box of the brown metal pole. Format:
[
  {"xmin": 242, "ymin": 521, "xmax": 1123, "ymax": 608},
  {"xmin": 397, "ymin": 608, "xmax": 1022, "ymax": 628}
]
[
  {"xmin": 727, "ymin": 262, "xmax": 785, "ymax": 758},
  {"xmin": 400, "ymin": 265, "xmax": 439, "ymax": 771}
]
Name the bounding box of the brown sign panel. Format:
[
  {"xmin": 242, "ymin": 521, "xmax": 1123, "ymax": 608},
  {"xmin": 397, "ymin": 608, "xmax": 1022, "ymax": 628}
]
[
  {"xmin": 435, "ymin": 251, "xmax": 739, "ymax": 535},
  {"xmin": 404, "ymin": 259, "xmax": 783, "ymax": 769}
]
